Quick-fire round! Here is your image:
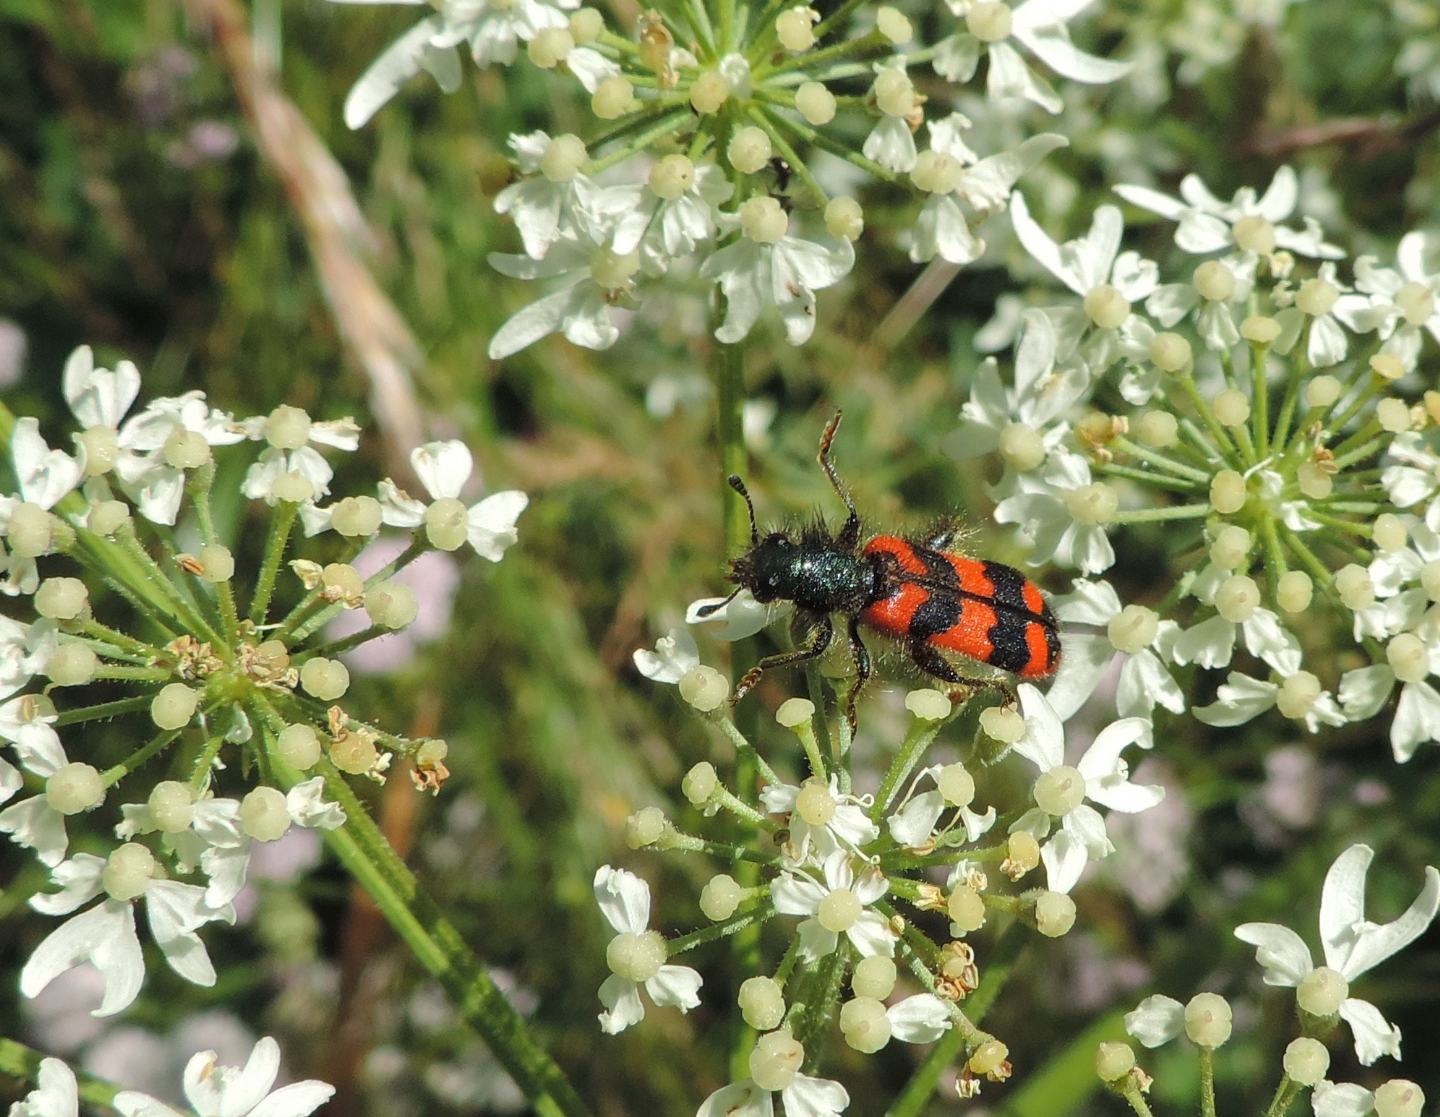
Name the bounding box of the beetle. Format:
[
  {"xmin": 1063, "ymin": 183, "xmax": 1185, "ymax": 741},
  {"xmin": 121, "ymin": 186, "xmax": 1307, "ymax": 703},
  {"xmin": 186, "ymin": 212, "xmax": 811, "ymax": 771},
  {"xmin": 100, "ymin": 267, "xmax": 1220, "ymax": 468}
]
[{"xmin": 697, "ymin": 410, "xmax": 1061, "ymax": 729}]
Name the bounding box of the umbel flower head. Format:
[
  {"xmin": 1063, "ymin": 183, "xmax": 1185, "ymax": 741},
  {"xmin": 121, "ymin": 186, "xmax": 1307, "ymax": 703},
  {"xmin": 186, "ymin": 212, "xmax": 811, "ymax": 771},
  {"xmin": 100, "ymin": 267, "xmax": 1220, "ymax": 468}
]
[
  {"xmin": 327, "ymin": 0, "xmax": 1130, "ymax": 353},
  {"xmin": 0, "ymin": 344, "xmax": 526, "ymax": 1016},
  {"xmin": 953, "ymin": 176, "xmax": 1440, "ymax": 760}
]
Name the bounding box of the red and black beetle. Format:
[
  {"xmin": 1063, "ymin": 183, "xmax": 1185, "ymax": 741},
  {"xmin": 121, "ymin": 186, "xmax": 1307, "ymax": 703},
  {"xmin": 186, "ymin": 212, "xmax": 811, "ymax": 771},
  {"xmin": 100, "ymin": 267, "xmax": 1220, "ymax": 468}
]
[{"xmin": 698, "ymin": 410, "xmax": 1061, "ymax": 728}]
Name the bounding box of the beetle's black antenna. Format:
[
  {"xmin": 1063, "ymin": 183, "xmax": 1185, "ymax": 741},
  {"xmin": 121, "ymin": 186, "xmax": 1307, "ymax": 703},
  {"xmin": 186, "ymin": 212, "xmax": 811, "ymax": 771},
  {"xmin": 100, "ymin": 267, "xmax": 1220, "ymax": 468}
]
[
  {"xmin": 695, "ymin": 586, "xmax": 742, "ymax": 617},
  {"xmin": 818, "ymin": 410, "xmax": 860, "ymax": 548},
  {"xmin": 728, "ymin": 474, "xmax": 760, "ymax": 546}
]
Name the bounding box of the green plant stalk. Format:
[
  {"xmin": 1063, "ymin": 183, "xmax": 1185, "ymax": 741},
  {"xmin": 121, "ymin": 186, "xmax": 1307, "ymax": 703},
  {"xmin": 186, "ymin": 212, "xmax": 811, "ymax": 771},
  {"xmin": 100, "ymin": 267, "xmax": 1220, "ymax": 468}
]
[
  {"xmin": 249, "ymin": 501, "xmax": 298, "ymax": 624},
  {"xmin": 314, "ymin": 763, "xmax": 592, "ymax": 1117},
  {"xmin": 870, "ymin": 717, "xmax": 945, "ymax": 821},
  {"xmin": 0, "ymin": 1036, "xmax": 119, "ymax": 1110},
  {"xmin": 1199, "ymin": 1046, "xmax": 1217, "ymax": 1117}
]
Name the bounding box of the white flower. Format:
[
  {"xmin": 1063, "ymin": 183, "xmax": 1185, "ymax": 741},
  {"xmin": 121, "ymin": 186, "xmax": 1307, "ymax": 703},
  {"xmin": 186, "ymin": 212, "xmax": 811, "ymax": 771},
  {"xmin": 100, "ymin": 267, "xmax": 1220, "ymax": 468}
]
[
  {"xmin": 1169, "ymin": 567, "xmax": 1302, "ymax": 676},
  {"xmin": 113, "ymin": 1035, "xmax": 334, "ymax": 1117},
  {"xmin": 338, "ymin": 14, "xmax": 462, "ymax": 130},
  {"xmin": 1274, "ymin": 261, "xmax": 1353, "ymax": 368},
  {"xmin": 21, "ymin": 852, "xmax": 236, "ymax": 1017},
  {"xmin": 910, "ymin": 130, "xmax": 1068, "ymax": 266},
  {"xmin": 884, "ymin": 766, "xmax": 995, "ymax": 849},
  {"xmin": 1124, "ymin": 992, "xmax": 1185, "ymax": 1048},
  {"xmin": 8, "ymin": 1056, "xmax": 78, "ymax": 1117},
  {"xmin": 593, "ymin": 865, "xmax": 702, "ymax": 1034},
  {"xmin": 112, "ymin": 393, "xmax": 247, "ymax": 525},
  {"xmin": 1, "ymin": 617, "xmax": 57, "ymax": 701},
  {"xmin": 763, "ymin": 775, "xmax": 880, "ymax": 866},
  {"xmin": 697, "ymin": 1041, "xmax": 849, "ymax": 1117},
  {"xmin": 0, "ymin": 716, "xmax": 80, "ymax": 868},
  {"xmin": 934, "ymin": 0, "xmax": 1131, "ymax": 114},
  {"xmin": 701, "ymin": 220, "xmax": 853, "ymax": 347},
  {"xmin": 686, "ymin": 590, "xmax": 773, "ymax": 641},
  {"xmin": 63, "ymin": 343, "xmax": 141, "ymax": 443},
  {"xmin": 239, "ymin": 416, "xmax": 360, "ymax": 507},
  {"xmin": 1235, "ymin": 843, "xmax": 1440, "ymax": 1064},
  {"xmin": 495, "ymin": 132, "xmax": 609, "ymax": 261},
  {"xmin": 633, "ymin": 628, "xmax": 700, "ymax": 684},
  {"xmin": 884, "ymin": 993, "xmax": 954, "ymax": 1044},
  {"xmin": 1381, "ymin": 431, "xmax": 1440, "ymax": 510},
  {"xmin": 947, "ymin": 313, "xmax": 1085, "ymax": 475},
  {"xmin": 770, "ymin": 849, "xmax": 895, "ymax": 961},
  {"xmin": 1045, "ymin": 579, "xmax": 1183, "ymax": 721},
  {"xmin": 1009, "ymin": 194, "xmax": 1157, "ymax": 374},
  {"xmin": 1114, "ymin": 165, "xmax": 1342, "ymax": 263},
  {"xmin": 1194, "ymin": 671, "xmax": 1346, "ymax": 733},
  {"xmin": 1008, "ymin": 684, "xmax": 1162, "ymax": 894},
  {"xmin": 1338, "ymin": 648, "xmax": 1440, "ymax": 764},
  {"xmin": 993, "ymin": 450, "xmax": 1117, "ymax": 574},
  {"xmin": 1334, "ymin": 231, "xmax": 1440, "ymax": 371},
  {"xmin": 608, "ymin": 163, "xmax": 733, "ymax": 267},
  {"xmin": 378, "ymin": 440, "xmax": 527, "ymax": 561},
  {"xmin": 1144, "ymin": 257, "xmax": 1252, "ymax": 352},
  {"xmin": 2, "ymin": 420, "xmax": 84, "ymax": 594},
  {"xmin": 487, "ymin": 224, "xmax": 645, "ymax": 358}
]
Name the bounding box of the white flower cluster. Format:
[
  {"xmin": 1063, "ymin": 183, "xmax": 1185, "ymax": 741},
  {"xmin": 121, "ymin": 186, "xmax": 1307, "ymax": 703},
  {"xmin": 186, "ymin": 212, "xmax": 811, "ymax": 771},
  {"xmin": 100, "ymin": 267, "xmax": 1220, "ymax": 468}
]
[
  {"xmin": 0, "ymin": 345, "xmax": 525, "ymax": 1020},
  {"xmin": 615, "ymin": 632, "xmax": 1170, "ymax": 1110},
  {"xmin": 328, "ymin": 0, "xmax": 1132, "ymax": 353},
  {"xmin": 1113, "ymin": 844, "xmax": 1437, "ymax": 1112},
  {"xmin": 941, "ymin": 168, "xmax": 1440, "ymax": 760},
  {"xmin": 9, "ymin": 1036, "xmax": 333, "ymax": 1117}
]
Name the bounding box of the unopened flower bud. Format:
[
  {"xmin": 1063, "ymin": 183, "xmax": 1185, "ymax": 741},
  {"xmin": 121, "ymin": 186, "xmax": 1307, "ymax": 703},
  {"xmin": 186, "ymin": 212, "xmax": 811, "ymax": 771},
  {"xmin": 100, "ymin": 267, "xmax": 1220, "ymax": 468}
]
[
  {"xmin": 738, "ymin": 976, "xmax": 786, "ymax": 1030},
  {"xmin": 689, "ymin": 71, "xmax": 730, "ymax": 113},
  {"xmin": 569, "ymin": 8, "xmax": 603, "ymax": 42},
  {"xmin": 1241, "ymin": 315, "xmax": 1281, "ymax": 344},
  {"xmin": 240, "ymin": 786, "xmax": 291, "ymax": 841},
  {"xmin": 89, "ymin": 500, "xmax": 131, "ymax": 537},
  {"xmin": 1276, "ymin": 671, "xmax": 1322, "ymax": 719},
  {"xmin": 872, "ymin": 68, "xmax": 914, "ymax": 117},
  {"xmin": 1372, "ymin": 513, "xmax": 1407, "ymax": 553},
  {"xmin": 539, "ymin": 133, "xmax": 587, "ymax": 181},
  {"xmin": 1193, "ymin": 260, "xmax": 1236, "ymax": 302},
  {"xmin": 47, "ymin": 643, "xmax": 98, "ymax": 686},
  {"xmin": 265, "ymin": 405, "xmax": 312, "ymax": 450},
  {"xmin": 1209, "ymin": 469, "xmax": 1246, "ymax": 514},
  {"xmin": 1135, "ymin": 409, "xmax": 1178, "ymax": 448},
  {"xmin": 750, "ymin": 1031, "xmax": 804, "ymax": 1092},
  {"xmin": 679, "ymin": 762, "xmax": 717, "ymax": 807},
  {"xmin": 1304, "ymin": 374, "xmax": 1341, "ymax": 408},
  {"xmin": 775, "ymin": 6, "xmax": 818, "ymax": 50},
  {"xmin": 1334, "ymin": 564, "xmax": 1374, "ymax": 611},
  {"xmin": 1083, "ymin": 285, "xmax": 1130, "ymax": 330},
  {"xmin": 8, "ymin": 502, "xmax": 54, "ymax": 557},
  {"xmin": 727, "ymin": 126, "xmax": 773, "ymax": 174},
  {"xmin": 1374, "ymin": 1080, "xmax": 1424, "ymax": 1117},
  {"xmin": 591, "ymin": 75, "xmax": 635, "ymax": 119},
  {"xmin": 739, "ymin": 197, "xmax": 788, "ymax": 245},
  {"xmin": 35, "ymin": 578, "xmax": 88, "ymax": 621},
  {"xmin": 700, "ymin": 873, "xmax": 741, "ymax": 920},
  {"xmin": 103, "ymin": 842, "xmax": 156, "ymax": 901},
  {"xmin": 840, "ymin": 996, "xmax": 892, "ymax": 1052},
  {"xmin": 149, "ymin": 780, "xmax": 195, "ymax": 832},
  {"xmin": 648, "ymin": 154, "xmax": 694, "ymax": 200},
  {"xmin": 948, "ymin": 885, "xmax": 985, "ymax": 932},
  {"xmin": 527, "ymin": 27, "xmax": 574, "ymax": 68},
  {"xmin": 678, "ymin": 665, "xmax": 729, "ymax": 711},
  {"xmin": 1297, "ymin": 966, "xmax": 1348, "ymax": 1016},
  {"xmin": 1370, "ymin": 353, "xmax": 1406, "ymax": 381},
  {"xmin": 1094, "ymin": 1041, "xmax": 1135, "ymax": 1081},
  {"xmin": 1296, "ymin": 277, "xmax": 1338, "ymax": 317},
  {"xmin": 1149, "ymin": 332, "xmax": 1192, "ymax": 373},
  {"xmin": 1297, "ymin": 461, "xmax": 1333, "ymax": 500},
  {"xmin": 796, "ymin": 81, "xmax": 836, "ymax": 125},
  {"xmin": 1377, "ymin": 398, "xmax": 1413, "ymax": 434},
  {"xmin": 1183, "ymin": 992, "xmax": 1232, "ymax": 1047},
  {"xmin": 301, "ymin": 657, "xmax": 350, "ymax": 700},
  {"xmin": 1282, "ymin": 1037, "xmax": 1329, "ymax": 1087},
  {"xmin": 999, "ymin": 422, "xmax": 1046, "ymax": 470},
  {"xmin": 151, "ymin": 682, "xmax": 199, "ymax": 729},
  {"xmin": 853, "ymin": 955, "xmax": 896, "ymax": 999},
  {"xmin": 1035, "ymin": 890, "xmax": 1076, "ymax": 937},
  {"xmin": 1216, "ymin": 574, "xmax": 1260, "ymax": 622},
  {"xmin": 364, "ymin": 581, "xmax": 418, "ymax": 629},
  {"xmin": 606, "ymin": 929, "xmax": 666, "ymax": 981},
  {"xmin": 163, "ymin": 429, "xmax": 211, "ymax": 470},
  {"xmin": 824, "ymin": 196, "xmax": 863, "ymax": 240},
  {"xmin": 906, "ymin": 688, "xmax": 951, "ymax": 721},
  {"xmin": 1209, "ymin": 525, "xmax": 1251, "ymax": 570},
  {"xmin": 980, "ymin": 705, "xmax": 1024, "ymax": 744},
  {"xmin": 626, "ymin": 805, "xmax": 667, "ymax": 848},
  {"xmin": 330, "ymin": 730, "xmax": 379, "ymax": 775},
  {"xmin": 776, "ymin": 698, "xmax": 815, "ymax": 727},
  {"xmin": 1276, "ymin": 570, "xmax": 1313, "ymax": 613},
  {"xmin": 968, "ymin": 1039, "xmax": 1009, "ymax": 1074},
  {"xmin": 937, "ymin": 763, "xmax": 975, "ymax": 807},
  {"xmin": 1212, "ymin": 388, "xmax": 1250, "ymax": 427},
  {"xmin": 45, "ymin": 762, "xmax": 104, "ymax": 815}
]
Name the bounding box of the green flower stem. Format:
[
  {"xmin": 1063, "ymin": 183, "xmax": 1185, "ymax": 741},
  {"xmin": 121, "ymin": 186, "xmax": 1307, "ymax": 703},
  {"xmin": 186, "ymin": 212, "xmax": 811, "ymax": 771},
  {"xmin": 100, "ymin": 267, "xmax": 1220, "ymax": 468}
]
[
  {"xmin": 1307, "ymin": 510, "xmax": 1373, "ymax": 537},
  {"xmin": 73, "ymin": 617, "xmax": 160, "ymax": 660},
  {"xmin": 0, "ymin": 1035, "xmax": 119, "ymax": 1110},
  {"xmin": 1111, "ymin": 437, "xmax": 1212, "ymax": 484},
  {"xmin": 812, "ymin": 0, "xmax": 870, "ymax": 39},
  {"xmin": 93, "ymin": 665, "xmax": 172, "ymax": 682},
  {"xmin": 101, "ymin": 726, "xmax": 183, "ymax": 788},
  {"xmin": 586, "ymin": 111, "xmax": 692, "ymax": 175},
  {"xmin": 714, "ymin": 0, "xmax": 735, "ymax": 53},
  {"xmin": 1199, "ymin": 1047, "xmax": 1217, "ymax": 1117},
  {"xmin": 740, "ymin": 0, "xmax": 798, "ymax": 60},
  {"xmin": 711, "ymin": 783, "xmax": 772, "ymax": 826},
  {"xmin": 1120, "ymin": 1076, "xmax": 1159, "ymax": 1117},
  {"xmin": 311, "ymin": 761, "xmax": 592, "ymax": 1117},
  {"xmin": 1263, "ymin": 1075, "xmax": 1302, "ymax": 1117},
  {"xmin": 888, "ymin": 922, "xmax": 1026, "ymax": 1117},
  {"xmin": 714, "ymin": 716, "xmax": 782, "ymax": 786},
  {"xmin": 249, "ymin": 501, "xmax": 299, "ymax": 624},
  {"xmin": 585, "ymin": 97, "xmax": 689, "ymax": 151},
  {"xmin": 54, "ymin": 694, "xmax": 154, "ymax": 727},
  {"xmin": 118, "ymin": 532, "xmax": 221, "ymax": 646},
  {"xmin": 1231, "ymin": 420, "xmax": 1259, "ymax": 467},
  {"xmin": 190, "ymin": 479, "xmax": 242, "ymax": 649},
  {"xmin": 1176, "ymin": 374, "xmax": 1239, "ymax": 460},
  {"xmin": 189, "ymin": 733, "xmax": 227, "ymax": 793},
  {"xmin": 1108, "ymin": 503, "xmax": 1213, "ymax": 525},
  {"xmin": 796, "ymin": 944, "xmax": 849, "ymax": 1071},
  {"xmin": 1251, "ymin": 343, "xmax": 1273, "ymax": 455},
  {"xmin": 596, "ymin": 28, "xmax": 640, "ymax": 55},
  {"xmin": 1259, "ymin": 516, "xmax": 1290, "ymax": 596},
  {"xmin": 783, "ymin": 711, "xmax": 828, "ymax": 780},
  {"xmin": 1271, "ymin": 349, "xmax": 1312, "ymax": 453},
  {"xmin": 763, "ymin": 100, "xmax": 902, "ymax": 183},
  {"xmin": 882, "ymin": 840, "xmax": 1008, "ymax": 871},
  {"xmin": 292, "ymin": 623, "xmax": 390, "ymax": 663},
  {"xmin": 1096, "ymin": 462, "xmax": 1205, "ymax": 495},
  {"xmin": 754, "ymin": 29, "xmax": 883, "ymax": 79},
  {"xmin": 666, "ymin": 903, "xmax": 776, "ymax": 955},
  {"xmin": 681, "ymin": 0, "xmax": 719, "ymax": 59},
  {"xmin": 1330, "ymin": 423, "xmax": 1385, "ymax": 469},
  {"xmin": 748, "ymin": 107, "xmax": 827, "ymax": 208},
  {"xmin": 285, "ymin": 536, "xmax": 428, "ymax": 643},
  {"xmin": 870, "ymin": 717, "xmax": 946, "ymax": 821},
  {"xmin": 662, "ymin": 829, "xmax": 773, "ymax": 863},
  {"xmin": 1176, "ymin": 415, "xmax": 1225, "ymax": 463}
]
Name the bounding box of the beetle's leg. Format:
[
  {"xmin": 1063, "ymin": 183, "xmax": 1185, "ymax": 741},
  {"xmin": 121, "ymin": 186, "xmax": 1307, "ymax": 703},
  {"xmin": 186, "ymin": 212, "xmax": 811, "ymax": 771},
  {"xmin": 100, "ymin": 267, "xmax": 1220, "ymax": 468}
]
[
  {"xmin": 818, "ymin": 410, "xmax": 861, "ymax": 551},
  {"xmin": 920, "ymin": 517, "xmax": 964, "ymax": 551},
  {"xmin": 734, "ymin": 615, "xmax": 835, "ymax": 703},
  {"xmin": 844, "ymin": 616, "xmax": 872, "ymax": 732},
  {"xmin": 907, "ymin": 641, "xmax": 1014, "ymax": 705}
]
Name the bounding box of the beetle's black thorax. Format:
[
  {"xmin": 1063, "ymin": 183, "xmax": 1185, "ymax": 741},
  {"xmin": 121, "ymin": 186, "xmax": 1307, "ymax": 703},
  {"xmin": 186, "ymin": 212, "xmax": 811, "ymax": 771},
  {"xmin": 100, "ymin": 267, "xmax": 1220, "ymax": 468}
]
[{"xmin": 731, "ymin": 526, "xmax": 884, "ymax": 614}]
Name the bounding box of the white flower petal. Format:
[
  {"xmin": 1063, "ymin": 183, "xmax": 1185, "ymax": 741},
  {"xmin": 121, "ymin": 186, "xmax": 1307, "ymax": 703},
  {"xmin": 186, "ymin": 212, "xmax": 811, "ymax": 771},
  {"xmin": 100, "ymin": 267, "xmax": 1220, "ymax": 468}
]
[
  {"xmin": 782, "ymin": 1073, "xmax": 850, "ymax": 1117},
  {"xmin": 1311, "ymin": 1081, "xmax": 1375, "ymax": 1117},
  {"xmin": 1338, "ymin": 997, "xmax": 1402, "ymax": 1065},
  {"xmin": 1124, "ymin": 993, "xmax": 1185, "ymax": 1047},
  {"xmin": 593, "ymin": 865, "xmax": 650, "ymax": 934},
  {"xmin": 596, "ymin": 973, "xmax": 645, "ymax": 1034},
  {"xmin": 644, "ymin": 964, "xmax": 703, "ymax": 1011},
  {"xmin": 1233, "ymin": 921, "xmax": 1313, "ymax": 987},
  {"xmin": 887, "ymin": 993, "xmax": 953, "ymax": 1043}
]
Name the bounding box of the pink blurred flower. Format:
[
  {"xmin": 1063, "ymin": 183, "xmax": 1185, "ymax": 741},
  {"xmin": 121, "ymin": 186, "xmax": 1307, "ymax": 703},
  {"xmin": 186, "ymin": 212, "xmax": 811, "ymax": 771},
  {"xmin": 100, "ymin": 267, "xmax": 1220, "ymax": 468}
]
[{"xmin": 325, "ymin": 535, "xmax": 460, "ymax": 674}]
